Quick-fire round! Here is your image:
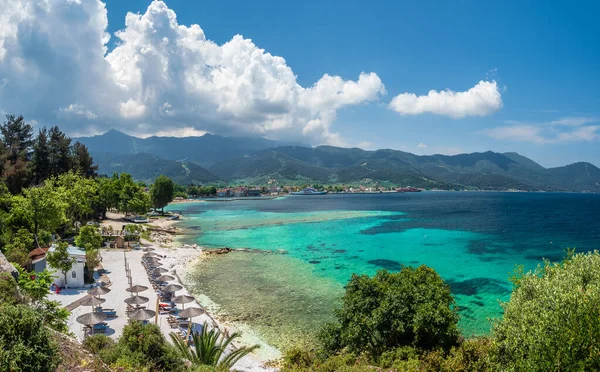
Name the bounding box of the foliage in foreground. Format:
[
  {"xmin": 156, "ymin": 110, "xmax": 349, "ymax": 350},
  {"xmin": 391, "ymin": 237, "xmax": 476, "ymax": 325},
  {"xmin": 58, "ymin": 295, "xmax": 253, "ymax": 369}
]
[
  {"xmin": 84, "ymin": 322, "xmax": 184, "ymax": 372},
  {"xmin": 0, "ymin": 304, "xmax": 61, "ymax": 372},
  {"xmin": 169, "ymin": 322, "xmax": 259, "ymax": 370},
  {"xmin": 319, "ymin": 266, "xmax": 460, "ymax": 359},
  {"xmin": 493, "ymin": 250, "xmax": 600, "ymax": 371}
]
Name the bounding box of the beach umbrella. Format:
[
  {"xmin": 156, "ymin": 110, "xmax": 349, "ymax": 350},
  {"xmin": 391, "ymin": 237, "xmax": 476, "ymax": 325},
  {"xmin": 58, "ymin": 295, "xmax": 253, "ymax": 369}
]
[
  {"xmin": 179, "ymin": 307, "xmax": 205, "ymax": 336},
  {"xmin": 144, "ymin": 257, "xmax": 161, "ymax": 264},
  {"xmin": 76, "ymin": 312, "xmax": 107, "ymax": 325},
  {"xmin": 179, "ymin": 306, "xmax": 204, "ymax": 319},
  {"xmin": 128, "ymin": 308, "xmax": 156, "ymax": 321},
  {"xmin": 76, "ymin": 312, "xmax": 107, "ymax": 336},
  {"xmin": 88, "ymin": 286, "xmax": 111, "ymax": 297},
  {"xmin": 155, "ymin": 274, "xmax": 175, "ymax": 282},
  {"xmin": 81, "ymin": 296, "xmax": 106, "ymax": 308},
  {"xmin": 124, "ymin": 295, "xmax": 150, "ymax": 305},
  {"xmin": 126, "ymin": 284, "xmax": 148, "ymax": 294},
  {"xmin": 162, "ymin": 284, "xmax": 183, "ymax": 292},
  {"xmin": 144, "ymin": 252, "xmax": 160, "ymax": 257},
  {"xmin": 172, "ymin": 294, "xmax": 195, "ymax": 310},
  {"xmin": 151, "ymin": 267, "xmax": 169, "ymax": 274}
]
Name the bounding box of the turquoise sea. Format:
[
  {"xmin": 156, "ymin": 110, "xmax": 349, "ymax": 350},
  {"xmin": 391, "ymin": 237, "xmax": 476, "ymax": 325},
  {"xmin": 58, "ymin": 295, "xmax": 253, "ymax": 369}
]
[{"xmin": 167, "ymin": 192, "xmax": 600, "ymax": 350}]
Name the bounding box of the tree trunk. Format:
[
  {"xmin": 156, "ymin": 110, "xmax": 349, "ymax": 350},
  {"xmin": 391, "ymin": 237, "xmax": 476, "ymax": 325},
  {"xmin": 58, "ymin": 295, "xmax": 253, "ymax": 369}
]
[{"xmin": 63, "ymin": 271, "xmax": 68, "ymax": 289}]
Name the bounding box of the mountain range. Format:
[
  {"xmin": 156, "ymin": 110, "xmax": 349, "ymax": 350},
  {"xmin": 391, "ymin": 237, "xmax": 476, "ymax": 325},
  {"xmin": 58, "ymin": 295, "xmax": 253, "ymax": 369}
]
[{"xmin": 76, "ymin": 130, "xmax": 600, "ymax": 192}]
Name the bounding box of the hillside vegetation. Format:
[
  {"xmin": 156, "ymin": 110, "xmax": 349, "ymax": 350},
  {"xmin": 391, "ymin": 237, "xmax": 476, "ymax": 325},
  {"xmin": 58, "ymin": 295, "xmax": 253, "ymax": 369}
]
[{"xmin": 77, "ymin": 131, "xmax": 600, "ymax": 191}]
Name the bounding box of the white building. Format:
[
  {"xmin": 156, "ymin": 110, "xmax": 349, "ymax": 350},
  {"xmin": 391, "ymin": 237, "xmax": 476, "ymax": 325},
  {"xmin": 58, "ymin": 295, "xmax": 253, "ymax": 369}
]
[{"xmin": 48, "ymin": 244, "xmax": 87, "ymax": 288}]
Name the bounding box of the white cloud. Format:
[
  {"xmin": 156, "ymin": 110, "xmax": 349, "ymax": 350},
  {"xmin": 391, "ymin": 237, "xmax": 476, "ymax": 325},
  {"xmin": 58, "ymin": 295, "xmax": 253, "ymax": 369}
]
[
  {"xmin": 484, "ymin": 118, "xmax": 600, "ymax": 144},
  {"xmin": 550, "ymin": 117, "xmax": 598, "ymax": 127},
  {"xmin": 417, "ymin": 142, "xmax": 427, "ymax": 148},
  {"xmin": 0, "ymin": 0, "xmax": 385, "ymax": 145},
  {"xmin": 389, "ymin": 80, "xmax": 503, "ymax": 118},
  {"xmin": 142, "ymin": 127, "xmax": 208, "ymax": 138},
  {"xmin": 59, "ymin": 104, "xmax": 97, "ymax": 119}
]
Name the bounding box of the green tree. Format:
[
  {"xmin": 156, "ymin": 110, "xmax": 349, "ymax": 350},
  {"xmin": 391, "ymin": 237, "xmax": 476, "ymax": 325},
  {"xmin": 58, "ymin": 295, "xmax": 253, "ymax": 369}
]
[
  {"xmin": 493, "ymin": 250, "xmax": 600, "ymax": 371},
  {"xmin": 92, "ymin": 322, "xmax": 182, "ymax": 371},
  {"xmin": 47, "ymin": 126, "xmax": 71, "ymax": 177},
  {"xmin": 4, "ymin": 228, "xmax": 34, "ymax": 267},
  {"xmin": 31, "ymin": 127, "xmax": 51, "ymax": 184},
  {"xmin": 1, "ymin": 114, "xmax": 33, "ymax": 164},
  {"xmin": 16, "ymin": 184, "xmax": 67, "ymax": 247},
  {"xmin": 15, "ymin": 266, "xmax": 55, "ymax": 304},
  {"xmin": 46, "ymin": 242, "xmax": 75, "ymax": 288},
  {"xmin": 75, "ymin": 225, "xmax": 103, "ymax": 250},
  {"xmin": 150, "ymin": 175, "xmax": 175, "ymax": 212},
  {"xmin": 70, "ymin": 141, "xmax": 98, "ymax": 178},
  {"xmin": 0, "ymin": 304, "xmax": 61, "ymax": 371},
  {"xmin": 169, "ymin": 322, "xmax": 259, "ymax": 370},
  {"xmin": 319, "ymin": 266, "xmax": 459, "ymax": 359},
  {"xmin": 50, "ymin": 172, "xmax": 98, "ymax": 226},
  {"xmin": 0, "ymin": 272, "xmax": 22, "ymax": 306}
]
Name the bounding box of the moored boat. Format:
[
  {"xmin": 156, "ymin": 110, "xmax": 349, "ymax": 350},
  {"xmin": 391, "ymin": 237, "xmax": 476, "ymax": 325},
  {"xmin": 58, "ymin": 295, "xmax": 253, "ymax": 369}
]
[{"xmin": 290, "ymin": 187, "xmax": 328, "ymax": 195}]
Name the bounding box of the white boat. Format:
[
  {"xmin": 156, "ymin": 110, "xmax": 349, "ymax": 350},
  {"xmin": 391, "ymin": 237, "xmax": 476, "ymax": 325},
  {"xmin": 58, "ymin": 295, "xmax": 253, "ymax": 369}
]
[{"xmin": 290, "ymin": 187, "xmax": 328, "ymax": 195}]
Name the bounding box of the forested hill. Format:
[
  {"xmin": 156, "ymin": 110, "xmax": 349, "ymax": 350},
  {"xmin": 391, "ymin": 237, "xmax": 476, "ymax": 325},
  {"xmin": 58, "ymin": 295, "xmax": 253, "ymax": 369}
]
[{"xmin": 76, "ymin": 130, "xmax": 600, "ymax": 192}]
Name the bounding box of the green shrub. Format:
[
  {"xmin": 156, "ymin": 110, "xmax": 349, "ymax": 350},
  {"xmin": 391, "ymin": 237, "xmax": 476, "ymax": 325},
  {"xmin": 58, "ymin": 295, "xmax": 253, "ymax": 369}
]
[
  {"xmin": 0, "ymin": 305, "xmax": 60, "ymax": 371},
  {"xmin": 0, "ymin": 272, "xmax": 21, "ymax": 305},
  {"xmin": 493, "ymin": 250, "xmax": 600, "ymax": 371},
  {"xmin": 96, "ymin": 322, "xmax": 183, "ymax": 371},
  {"xmin": 83, "ymin": 334, "xmax": 115, "ymax": 354},
  {"xmin": 319, "ymin": 266, "xmax": 459, "ymax": 358}
]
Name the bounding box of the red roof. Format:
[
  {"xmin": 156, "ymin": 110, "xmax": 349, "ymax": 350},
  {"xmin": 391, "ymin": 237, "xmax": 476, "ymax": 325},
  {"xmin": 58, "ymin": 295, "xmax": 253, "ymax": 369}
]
[{"xmin": 28, "ymin": 247, "xmax": 49, "ymax": 259}]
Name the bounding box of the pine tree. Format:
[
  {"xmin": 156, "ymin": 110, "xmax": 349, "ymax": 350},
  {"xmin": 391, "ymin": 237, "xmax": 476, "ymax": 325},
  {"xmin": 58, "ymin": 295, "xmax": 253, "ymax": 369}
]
[
  {"xmin": 48, "ymin": 126, "xmax": 71, "ymax": 177},
  {"xmin": 32, "ymin": 128, "xmax": 51, "ymax": 184}
]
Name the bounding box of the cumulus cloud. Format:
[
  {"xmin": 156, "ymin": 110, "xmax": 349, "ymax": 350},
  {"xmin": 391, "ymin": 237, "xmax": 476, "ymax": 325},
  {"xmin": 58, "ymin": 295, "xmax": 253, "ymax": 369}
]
[
  {"xmin": 0, "ymin": 0, "xmax": 385, "ymax": 145},
  {"xmin": 389, "ymin": 80, "xmax": 503, "ymax": 118},
  {"xmin": 417, "ymin": 142, "xmax": 427, "ymax": 148},
  {"xmin": 483, "ymin": 118, "xmax": 600, "ymax": 144}
]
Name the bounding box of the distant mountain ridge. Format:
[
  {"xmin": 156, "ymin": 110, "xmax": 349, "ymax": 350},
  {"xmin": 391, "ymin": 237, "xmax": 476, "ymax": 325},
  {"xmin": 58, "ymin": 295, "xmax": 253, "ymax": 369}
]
[
  {"xmin": 77, "ymin": 130, "xmax": 600, "ymax": 192},
  {"xmin": 75, "ymin": 129, "xmax": 302, "ymax": 166}
]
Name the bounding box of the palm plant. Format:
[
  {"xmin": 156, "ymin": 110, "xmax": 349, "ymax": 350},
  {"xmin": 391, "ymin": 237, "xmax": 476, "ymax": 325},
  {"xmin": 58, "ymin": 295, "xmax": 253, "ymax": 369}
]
[{"xmin": 170, "ymin": 322, "xmax": 259, "ymax": 370}]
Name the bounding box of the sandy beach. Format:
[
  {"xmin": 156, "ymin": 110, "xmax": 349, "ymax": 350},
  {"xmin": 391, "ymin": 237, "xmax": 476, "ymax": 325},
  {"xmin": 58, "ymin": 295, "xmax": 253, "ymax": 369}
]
[{"xmin": 53, "ymin": 211, "xmax": 279, "ymax": 372}]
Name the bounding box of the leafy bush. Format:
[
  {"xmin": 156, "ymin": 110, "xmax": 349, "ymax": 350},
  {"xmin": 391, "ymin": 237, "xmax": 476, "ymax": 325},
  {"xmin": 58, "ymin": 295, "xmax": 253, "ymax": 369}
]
[
  {"xmin": 493, "ymin": 250, "xmax": 600, "ymax": 371},
  {"xmin": 319, "ymin": 266, "xmax": 459, "ymax": 358},
  {"xmin": 91, "ymin": 322, "xmax": 183, "ymax": 371},
  {"xmin": 75, "ymin": 225, "xmax": 103, "ymax": 250},
  {"xmin": 0, "ymin": 305, "xmax": 60, "ymax": 371},
  {"xmin": 83, "ymin": 334, "xmax": 115, "ymax": 354},
  {"xmin": 0, "ymin": 272, "xmax": 21, "ymax": 305}
]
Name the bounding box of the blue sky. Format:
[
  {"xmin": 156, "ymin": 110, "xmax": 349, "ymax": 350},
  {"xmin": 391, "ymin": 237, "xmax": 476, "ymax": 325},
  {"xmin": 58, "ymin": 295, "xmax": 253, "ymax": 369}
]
[{"xmin": 2, "ymin": 0, "xmax": 599, "ymax": 167}]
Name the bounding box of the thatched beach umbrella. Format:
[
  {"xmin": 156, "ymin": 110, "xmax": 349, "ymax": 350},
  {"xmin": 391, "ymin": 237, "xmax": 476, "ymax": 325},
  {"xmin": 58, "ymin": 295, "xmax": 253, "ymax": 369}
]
[
  {"xmin": 144, "ymin": 252, "xmax": 160, "ymax": 257},
  {"xmin": 179, "ymin": 306, "xmax": 204, "ymax": 319},
  {"xmin": 151, "ymin": 267, "xmax": 169, "ymax": 275},
  {"xmin": 76, "ymin": 312, "xmax": 107, "ymax": 336},
  {"xmin": 81, "ymin": 296, "xmax": 106, "ymax": 308},
  {"xmin": 88, "ymin": 286, "xmax": 111, "ymax": 297},
  {"xmin": 162, "ymin": 284, "xmax": 183, "ymax": 293},
  {"xmin": 124, "ymin": 295, "xmax": 149, "ymax": 306},
  {"xmin": 155, "ymin": 274, "xmax": 175, "ymax": 282},
  {"xmin": 76, "ymin": 312, "xmax": 107, "ymax": 325},
  {"xmin": 172, "ymin": 294, "xmax": 195, "ymax": 310},
  {"xmin": 143, "ymin": 257, "xmax": 161, "ymax": 264},
  {"xmin": 179, "ymin": 307, "xmax": 205, "ymax": 336},
  {"xmin": 126, "ymin": 284, "xmax": 148, "ymax": 294},
  {"xmin": 128, "ymin": 308, "xmax": 156, "ymax": 321}
]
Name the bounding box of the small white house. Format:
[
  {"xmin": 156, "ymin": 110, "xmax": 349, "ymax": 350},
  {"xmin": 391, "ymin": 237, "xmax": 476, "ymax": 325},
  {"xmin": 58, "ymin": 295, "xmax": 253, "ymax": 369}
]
[{"xmin": 48, "ymin": 244, "xmax": 87, "ymax": 288}]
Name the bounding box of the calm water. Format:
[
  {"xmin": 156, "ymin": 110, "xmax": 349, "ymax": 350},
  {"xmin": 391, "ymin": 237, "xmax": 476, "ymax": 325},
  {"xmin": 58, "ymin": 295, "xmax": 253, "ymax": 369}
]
[{"xmin": 167, "ymin": 192, "xmax": 600, "ymax": 350}]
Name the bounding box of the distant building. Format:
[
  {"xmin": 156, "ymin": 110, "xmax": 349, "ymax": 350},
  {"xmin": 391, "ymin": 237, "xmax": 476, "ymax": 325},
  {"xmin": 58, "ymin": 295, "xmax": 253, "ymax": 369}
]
[
  {"xmin": 217, "ymin": 189, "xmax": 230, "ymax": 197},
  {"xmin": 28, "ymin": 247, "xmax": 49, "ymax": 273},
  {"xmin": 247, "ymin": 189, "xmax": 261, "ymax": 197},
  {"xmin": 47, "ymin": 244, "xmax": 86, "ymax": 288}
]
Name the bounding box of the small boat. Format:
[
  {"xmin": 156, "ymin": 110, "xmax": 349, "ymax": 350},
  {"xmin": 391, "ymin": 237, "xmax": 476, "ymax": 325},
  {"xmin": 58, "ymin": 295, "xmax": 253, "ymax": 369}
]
[
  {"xmin": 290, "ymin": 187, "xmax": 328, "ymax": 195},
  {"xmin": 396, "ymin": 186, "xmax": 422, "ymax": 193},
  {"xmin": 168, "ymin": 214, "xmax": 180, "ymax": 220}
]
